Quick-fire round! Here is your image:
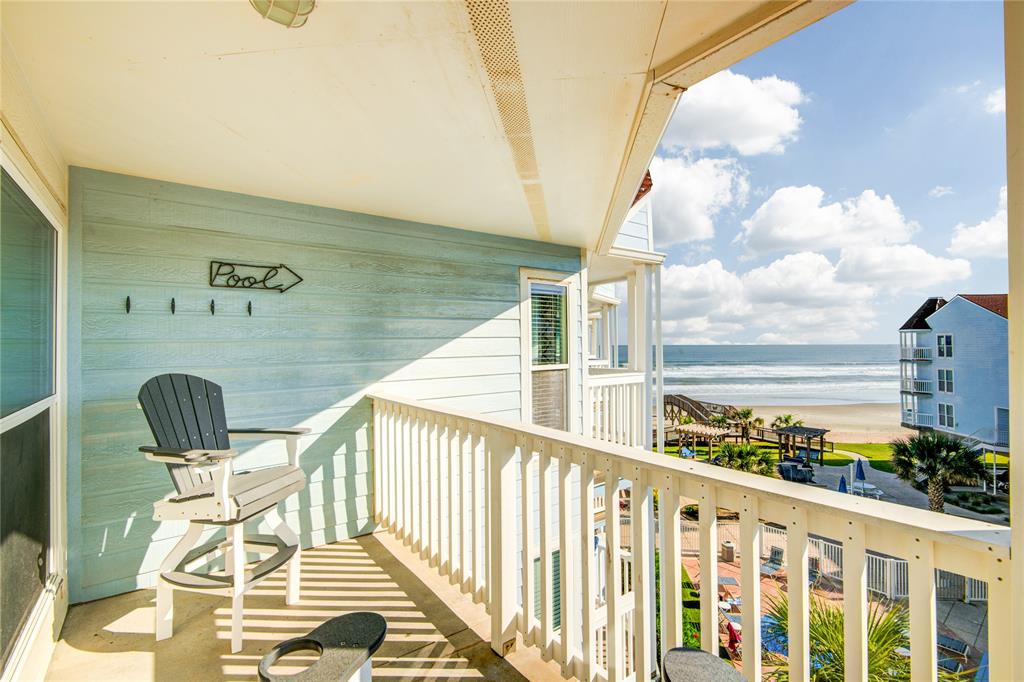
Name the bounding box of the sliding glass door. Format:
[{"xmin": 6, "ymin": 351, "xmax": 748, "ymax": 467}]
[{"xmin": 0, "ymin": 167, "xmax": 57, "ymax": 670}]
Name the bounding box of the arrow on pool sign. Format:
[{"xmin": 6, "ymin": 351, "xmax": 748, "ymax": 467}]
[{"xmin": 209, "ymin": 260, "xmax": 304, "ymax": 293}]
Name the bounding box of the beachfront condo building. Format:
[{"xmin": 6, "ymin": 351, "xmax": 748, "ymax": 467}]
[
  {"xmin": 899, "ymin": 295, "xmax": 1010, "ymax": 451},
  {"xmin": 3, "ymin": 2, "xmax": 1024, "ymax": 681}
]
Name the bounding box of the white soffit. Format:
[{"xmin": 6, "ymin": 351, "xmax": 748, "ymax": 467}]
[{"xmin": 2, "ymin": 1, "xmax": 847, "ymax": 249}]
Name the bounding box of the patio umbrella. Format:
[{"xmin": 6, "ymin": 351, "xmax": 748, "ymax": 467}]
[
  {"xmin": 855, "ymin": 459, "xmax": 866, "ymax": 482},
  {"xmin": 838, "ymin": 475, "xmax": 848, "ymax": 494}
]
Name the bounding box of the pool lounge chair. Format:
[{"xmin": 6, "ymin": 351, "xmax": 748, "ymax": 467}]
[
  {"xmin": 937, "ymin": 633, "xmax": 971, "ymax": 658},
  {"xmin": 938, "ymin": 656, "xmax": 964, "ymax": 674},
  {"xmin": 761, "ymin": 546, "xmax": 785, "ymax": 576}
]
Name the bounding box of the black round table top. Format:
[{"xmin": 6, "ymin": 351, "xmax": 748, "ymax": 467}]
[
  {"xmin": 662, "ymin": 647, "xmax": 745, "ymax": 682},
  {"xmin": 258, "ymin": 612, "xmax": 387, "ymax": 682}
]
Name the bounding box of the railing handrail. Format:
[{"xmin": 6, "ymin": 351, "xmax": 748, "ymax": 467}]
[
  {"xmin": 587, "ymin": 369, "xmax": 645, "ymax": 387},
  {"xmin": 369, "ymin": 391, "xmax": 1009, "ymax": 556}
]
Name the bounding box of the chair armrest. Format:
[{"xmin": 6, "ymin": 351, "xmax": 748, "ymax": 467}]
[
  {"xmin": 140, "ymin": 445, "xmax": 238, "ymax": 464},
  {"xmin": 227, "ymin": 427, "xmax": 310, "ymax": 438},
  {"xmin": 227, "ymin": 427, "xmax": 309, "ymax": 467}
]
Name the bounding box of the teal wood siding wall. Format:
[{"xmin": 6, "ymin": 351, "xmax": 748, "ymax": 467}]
[{"xmin": 67, "ymin": 167, "xmax": 583, "ymax": 602}]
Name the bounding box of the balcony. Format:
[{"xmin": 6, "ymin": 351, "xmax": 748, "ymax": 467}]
[
  {"xmin": 900, "ymin": 378, "xmax": 933, "ymax": 394},
  {"xmin": 371, "ymin": 393, "xmax": 1011, "ymax": 681},
  {"xmin": 588, "ymin": 368, "xmax": 646, "ymax": 447},
  {"xmin": 902, "ymin": 410, "xmax": 935, "ymax": 428},
  {"xmin": 900, "ymin": 347, "xmax": 933, "ymax": 361}
]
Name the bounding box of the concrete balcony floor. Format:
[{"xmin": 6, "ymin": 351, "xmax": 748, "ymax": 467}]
[{"xmin": 46, "ymin": 533, "xmax": 565, "ymax": 681}]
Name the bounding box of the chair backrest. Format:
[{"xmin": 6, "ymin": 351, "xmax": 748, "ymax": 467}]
[
  {"xmin": 769, "ymin": 546, "xmax": 784, "ymax": 564},
  {"xmin": 138, "ymin": 373, "xmax": 231, "ymax": 493}
]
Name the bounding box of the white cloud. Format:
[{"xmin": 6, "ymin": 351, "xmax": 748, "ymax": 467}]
[
  {"xmin": 659, "ymin": 253, "xmax": 876, "ymax": 344},
  {"xmin": 649, "ymin": 156, "xmax": 748, "ymax": 246},
  {"xmin": 951, "ymin": 80, "xmax": 981, "ymax": 94},
  {"xmin": 984, "ymin": 87, "xmax": 1006, "ymax": 114},
  {"xmin": 737, "ymin": 186, "xmax": 918, "ymax": 255},
  {"xmin": 836, "ymin": 244, "xmax": 971, "ymax": 289},
  {"xmin": 929, "ymin": 185, "xmax": 954, "ymax": 199},
  {"xmin": 661, "ymin": 70, "xmax": 805, "ymax": 156},
  {"xmin": 947, "ymin": 186, "xmax": 1008, "ymax": 258}
]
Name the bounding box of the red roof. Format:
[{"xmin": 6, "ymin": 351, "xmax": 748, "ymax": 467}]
[
  {"xmin": 960, "ymin": 294, "xmax": 1007, "ymax": 318},
  {"xmin": 631, "ymin": 170, "xmax": 653, "ymax": 207}
]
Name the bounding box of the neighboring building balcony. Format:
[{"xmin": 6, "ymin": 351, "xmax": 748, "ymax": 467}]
[
  {"xmin": 899, "ymin": 346, "xmax": 933, "ymax": 361},
  {"xmin": 900, "ymin": 378, "xmax": 933, "ymax": 394},
  {"xmin": 588, "ymin": 368, "xmax": 646, "ymax": 448},
  {"xmin": 902, "ymin": 409, "xmax": 935, "ymax": 428},
  {"xmin": 370, "ymin": 393, "xmax": 1012, "ymax": 682}
]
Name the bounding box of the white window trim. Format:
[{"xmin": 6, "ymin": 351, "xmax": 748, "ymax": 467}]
[
  {"xmin": 938, "ymin": 402, "xmax": 955, "ymax": 429},
  {"xmin": 0, "ymin": 147, "xmax": 69, "ymax": 682},
  {"xmin": 938, "ymin": 369, "xmax": 954, "ymax": 393},
  {"xmin": 519, "ymin": 268, "xmax": 581, "ymax": 434}
]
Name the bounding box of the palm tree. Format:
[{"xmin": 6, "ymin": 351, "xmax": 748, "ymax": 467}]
[
  {"xmin": 763, "ymin": 592, "xmax": 911, "ymax": 681},
  {"xmin": 890, "ymin": 432, "xmax": 985, "ymax": 513},
  {"xmin": 771, "ymin": 413, "xmax": 805, "ymax": 429},
  {"xmin": 717, "ymin": 443, "xmax": 775, "ymax": 476},
  {"xmin": 734, "ymin": 407, "xmax": 764, "ymax": 444},
  {"xmin": 708, "ymin": 414, "xmax": 729, "ymax": 428}
]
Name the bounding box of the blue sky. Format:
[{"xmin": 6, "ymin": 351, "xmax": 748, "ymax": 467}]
[{"xmin": 651, "ymin": 1, "xmax": 1007, "ymax": 344}]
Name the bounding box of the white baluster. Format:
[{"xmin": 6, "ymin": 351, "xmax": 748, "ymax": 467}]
[
  {"xmin": 520, "ymin": 435, "xmax": 536, "ymax": 642},
  {"xmin": 787, "ymin": 507, "xmax": 810, "ymax": 682},
  {"xmin": 987, "ymin": 556, "xmax": 1013, "ymax": 681},
  {"xmin": 908, "ymin": 538, "xmax": 936, "ymax": 682},
  {"xmin": 739, "ymin": 495, "xmax": 762, "ymax": 681},
  {"xmin": 538, "ymin": 439, "xmax": 554, "ymax": 657},
  {"xmin": 471, "ymin": 425, "xmax": 484, "ymax": 601},
  {"xmin": 460, "ymin": 420, "xmax": 473, "ymax": 593},
  {"xmin": 558, "ymin": 447, "xmax": 576, "ymax": 674},
  {"xmin": 843, "ymin": 521, "xmax": 867, "ymax": 682},
  {"xmin": 660, "ymin": 473, "xmax": 682, "ymax": 653},
  {"xmin": 579, "ymin": 450, "xmax": 597, "ymax": 682},
  {"xmin": 698, "ymin": 484, "xmax": 719, "ymax": 654},
  {"xmin": 488, "ymin": 426, "xmax": 518, "ymax": 657},
  {"xmin": 604, "ymin": 461, "xmax": 623, "ymax": 679},
  {"xmin": 373, "ymin": 400, "xmax": 382, "ymax": 524},
  {"xmin": 632, "ymin": 469, "xmax": 653, "ymax": 679},
  {"xmin": 447, "ymin": 416, "xmax": 459, "ymax": 584}
]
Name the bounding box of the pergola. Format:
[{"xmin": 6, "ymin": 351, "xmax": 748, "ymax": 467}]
[
  {"xmin": 775, "ymin": 425, "xmax": 831, "ymax": 466},
  {"xmin": 670, "ymin": 423, "xmax": 730, "ymax": 459}
]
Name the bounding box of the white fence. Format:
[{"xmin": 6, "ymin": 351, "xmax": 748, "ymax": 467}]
[
  {"xmin": 760, "ymin": 523, "xmax": 987, "ymax": 603},
  {"xmin": 371, "ymin": 393, "xmax": 1012, "ymax": 682}
]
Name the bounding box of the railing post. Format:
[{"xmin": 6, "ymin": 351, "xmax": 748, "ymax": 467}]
[
  {"xmin": 604, "ymin": 461, "xmax": 624, "ymax": 678},
  {"xmin": 988, "ymin": 555, "xmax": 1013, "ymax": 681},
  {"xmin": 520, "ymin": 436, "xmax": 536, "ymax": 642},
  {"xmin": 632, "ymin": 469, "xmax": 654, "ymax": 680},
  {"xmin": 908, "ymin": 539, "xmax": 937, "ymax": 682},
  {"xmin": 698, "ymin": 484, "xmax": 719, "ymax": 655},
  {"xmin": 739, "ymin": 495, "xmax": 762, "ymax": 682},
  {"xmin": 842, "ymin": 521, "xmax": 868, "ymax": 682},
  {"xmin": 579, "ymin": 451, "xmax": 597, "ymax": 682},
  {"xmin": 488, "ymin": 426, "xmax": 517, "ymax": 657},
  {"xmin": 558, "ymin": 447, "xmax": 576, "ymax": 675},
  {"xmin": 787, "ymin": 508, "xmax": 810, "ymax": 682}
]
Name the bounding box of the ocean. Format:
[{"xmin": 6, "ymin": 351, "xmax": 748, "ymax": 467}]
[{"xmin": 658, "ymin": 344, "xmax": 899, "ymax": 406}]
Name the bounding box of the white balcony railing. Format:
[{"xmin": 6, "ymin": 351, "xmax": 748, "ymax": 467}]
[
  {"xmin": 900, "ymin": 378, "xmax": 933, "ymax": 393},
  {"xmin": 903, "ymin": 410, "xmax": 935, "ymax": 427},
  {"xmin": 370, "ymin": 393, "xmax": 1012, "ymax": 681},
  {"xmin": 900, "ymin": 346, "xmax": 932, "ymax": 361},
  {"xmin": 588, "ymin": 369, "xmax": 645, "ymax": 447}
]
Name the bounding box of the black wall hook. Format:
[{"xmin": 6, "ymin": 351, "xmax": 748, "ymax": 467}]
[
  {"xmin": 210, "ymin": 299, "xmax": 216, "ymax": 315},
  {"xmin": 171, "ymin": 298, "xmax": 176, "ymax": 315},
  {"xmin": 247, "ymin": 301, "xmax": 253, "ymax": 317},
  {"xmin": 125, "ymin": 296, "xmax": 131, "ymax": 314}
]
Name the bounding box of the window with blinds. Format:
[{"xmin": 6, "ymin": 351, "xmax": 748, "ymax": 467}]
[{"xmin": 530, "ymin": 282, "xmax": 568, "ymax": 430}]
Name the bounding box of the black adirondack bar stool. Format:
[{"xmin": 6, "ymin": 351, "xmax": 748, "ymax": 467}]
[{"xmin": 138, "ymin": 373, "xmax": 308, "ymax": 653}]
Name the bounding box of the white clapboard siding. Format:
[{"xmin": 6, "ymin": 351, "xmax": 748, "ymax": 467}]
[{"xmin": 67, "ymin": 167, "xmax": 583, "ymax": 602}]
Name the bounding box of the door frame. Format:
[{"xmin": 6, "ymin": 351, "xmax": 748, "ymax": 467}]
[{"xmin": 0, "ymin": 147, "xmax": 69, "ymax": 682}]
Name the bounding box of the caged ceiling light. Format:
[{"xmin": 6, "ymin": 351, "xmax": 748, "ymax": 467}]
[{"xmin": 250, "ymin": 0, "xmax": 316, "ymax": 28}]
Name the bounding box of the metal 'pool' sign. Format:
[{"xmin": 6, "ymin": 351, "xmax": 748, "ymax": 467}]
[{"xmin": 209, "ymin": 260, "xmax": 303, "ymax": 293}]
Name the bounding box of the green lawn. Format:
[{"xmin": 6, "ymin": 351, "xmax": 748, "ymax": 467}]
[
  {"xmin": 664, "ymin": 442, "xmax": 852, "ymax": 467},
  {"xmin": 835, "ymin": 442, "xmax": 896, "ymax": 473}
]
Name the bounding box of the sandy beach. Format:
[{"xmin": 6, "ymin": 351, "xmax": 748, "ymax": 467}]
[{"xmin": 750, "ymin": 403, "xmax": 914, "ymax": 443}]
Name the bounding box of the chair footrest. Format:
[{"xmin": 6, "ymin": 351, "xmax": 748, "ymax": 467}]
[{"xmin": 163, "ymin": 533, "xmax": 296, "ymax": 590}]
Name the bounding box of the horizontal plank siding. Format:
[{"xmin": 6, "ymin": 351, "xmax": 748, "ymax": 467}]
[{"xmin": 67, "ymin": 167, "xmax": 582, "ymax": 602}]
